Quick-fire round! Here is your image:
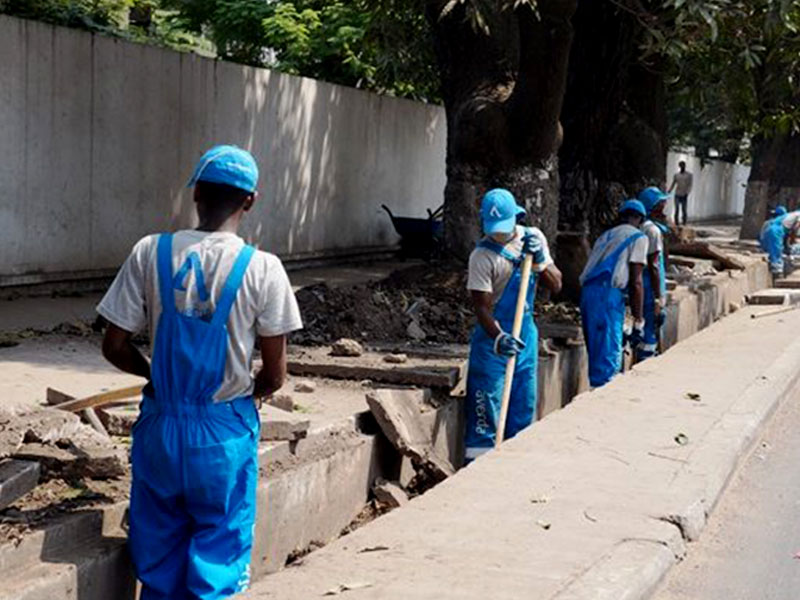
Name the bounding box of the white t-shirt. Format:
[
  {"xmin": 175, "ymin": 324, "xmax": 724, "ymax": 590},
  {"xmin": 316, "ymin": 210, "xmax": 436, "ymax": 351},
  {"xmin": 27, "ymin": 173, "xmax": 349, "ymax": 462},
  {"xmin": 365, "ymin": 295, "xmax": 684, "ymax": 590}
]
[
  {"xmin": 781, "ymin": 212, "xmax": 800, "ymax": 233},
  {"xmin": 642, "ymin": 220, "xmax": 664, "ymax": 256},
  {"xmin": 97, "ymin": 230, "xmax": 303, "ymax": 402},
  {"xmin": 467, "ymin": 226, "xmax": 553, "ymax": 306},
  {"xmin": 580, "ymin": 224, "xmax": 648, "ymax": 289},
  {"xmin": 673, "ymin": 171, "xmax": 693, "ymax": 196}
]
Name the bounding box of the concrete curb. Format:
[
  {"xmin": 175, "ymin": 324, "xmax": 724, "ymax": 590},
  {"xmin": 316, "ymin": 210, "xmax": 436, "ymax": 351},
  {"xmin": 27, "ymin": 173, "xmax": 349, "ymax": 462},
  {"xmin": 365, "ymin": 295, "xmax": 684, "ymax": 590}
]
[{"xmin": 553, "ymin": 330, "xmax": 800, "ymax": 600}]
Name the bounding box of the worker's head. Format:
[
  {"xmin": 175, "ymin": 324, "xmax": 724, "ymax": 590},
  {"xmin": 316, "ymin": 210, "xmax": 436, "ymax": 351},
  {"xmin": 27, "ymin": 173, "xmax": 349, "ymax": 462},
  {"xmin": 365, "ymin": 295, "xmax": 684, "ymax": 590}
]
[
  {"xmin": 771, "ymin": 205, "xmax": 788, "ymax": 218},
  {"xmin": 480, "ymin": 188, "xmax": 526, "ymax": 243},
  {"xmin": 638, "ymin": 186, "xmax": 670, "ymax": 220},
  {"xmin": 188, "ymin": 145, "xmax": 259, "ymax": 222},
  {"xmin": 619, "ymin": 199, "xmax": 646, "ymax": 227},
  {"xmin": 679, "ymin": 161, "xmax": 687, "ymax": 172}
]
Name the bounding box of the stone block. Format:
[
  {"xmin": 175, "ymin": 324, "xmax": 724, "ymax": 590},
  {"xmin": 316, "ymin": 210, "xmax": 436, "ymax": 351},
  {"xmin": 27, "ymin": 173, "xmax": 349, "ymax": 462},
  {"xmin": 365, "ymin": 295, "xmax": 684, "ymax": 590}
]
[{"xmin": 0, "ymin": 459, "xmax": 40, "ymax": 510}]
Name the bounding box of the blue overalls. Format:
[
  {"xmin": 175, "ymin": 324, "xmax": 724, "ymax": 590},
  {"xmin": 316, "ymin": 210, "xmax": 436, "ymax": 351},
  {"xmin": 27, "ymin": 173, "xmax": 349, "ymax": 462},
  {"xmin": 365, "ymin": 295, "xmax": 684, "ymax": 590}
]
[
  {"xmin": 129, "ymin": 233, "xmax": 261, "ymax": 600},
  {"xmin": 580, "ymin": 231, "xmax": 645, "ymax": 388},
  {"xmin": 760, "ymin": 217, "xmax": 786, "ymax": 275},
  {"xmin": 639, "ymin": 220, "xmax": 668, "ymax": 361},
  {"xmin": 465, "ymin": 238, "xmax": 538, "ymax": 462}
]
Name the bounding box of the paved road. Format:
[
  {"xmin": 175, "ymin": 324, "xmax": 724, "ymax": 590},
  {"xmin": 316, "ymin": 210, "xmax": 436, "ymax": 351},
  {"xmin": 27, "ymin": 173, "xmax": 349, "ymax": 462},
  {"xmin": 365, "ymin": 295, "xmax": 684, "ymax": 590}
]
[{"xmin": 654, "ymin": 390, "xmax": 800, "ymax": 600}]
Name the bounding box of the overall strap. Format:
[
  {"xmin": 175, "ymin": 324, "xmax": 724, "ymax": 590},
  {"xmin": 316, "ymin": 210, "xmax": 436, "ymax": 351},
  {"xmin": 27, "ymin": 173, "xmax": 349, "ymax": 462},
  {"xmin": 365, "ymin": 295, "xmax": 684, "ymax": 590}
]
[
  {"xmin": 477, "ymin": 238, "xmax": 521, "ymax": 266},
  {"xmin": 585, "ymin": 231, "xmax": 644, "ymax": 284},
  {"xmin": 156, "ymin": 233, "xmax": 176, "ymax": 315},
  {"xmin": 211, "ymin": 244, "xmax": 256, "ymax": 327}
]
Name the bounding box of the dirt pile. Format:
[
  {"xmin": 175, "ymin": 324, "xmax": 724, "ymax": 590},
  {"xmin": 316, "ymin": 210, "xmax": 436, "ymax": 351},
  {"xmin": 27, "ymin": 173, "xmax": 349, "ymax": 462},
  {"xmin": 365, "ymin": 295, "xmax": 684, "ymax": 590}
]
[
  {"xmin": 293, "ymin": 263, "xmax": 581, "ymax": 346},
  {"xmin": 293, "ymin": 263, "xmax": 475, "ymax": 346}
]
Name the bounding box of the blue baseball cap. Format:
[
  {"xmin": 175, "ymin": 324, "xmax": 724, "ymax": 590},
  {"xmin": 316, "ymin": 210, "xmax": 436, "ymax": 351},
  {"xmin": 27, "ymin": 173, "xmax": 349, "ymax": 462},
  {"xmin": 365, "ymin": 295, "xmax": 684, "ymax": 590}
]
[
  {"xmin": 638, "ymin": 187, "xmax": 670, "ymax": 214},
  {"xmin": 619, "ymin": 199, "xmax": 646, "ymax": 218},
  {"xmin": 480, "ymin": 189, "xmax": 526, "ymax": 234},
  {"xmin": 772, "ymin": 205, "xmax": 788, "ymax": 217},
  {"xmin": 187, "ymin": 145, "xmax": 259, "ymax": 193}
]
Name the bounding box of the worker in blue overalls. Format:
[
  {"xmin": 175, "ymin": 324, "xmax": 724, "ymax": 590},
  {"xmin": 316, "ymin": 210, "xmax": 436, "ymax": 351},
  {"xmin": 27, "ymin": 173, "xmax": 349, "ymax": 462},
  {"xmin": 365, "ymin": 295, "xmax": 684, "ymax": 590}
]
[
  {"xmin": 465, "ymin": 189, "xmax": 562, "ymax": 462},
  {"xmin": 760, "ymin": 205, "xmax": 789, "ymax": 277},
  {"xmin": 580, "ymin": 200, "xmax": 649, "ymax": 388},
  {"xmin": 98, "ymin": 145, "xmax": 303, "ymax": 599},
  {"xmin": 637, "ymin": 187, "xmax": 671, "ymax": 362}
]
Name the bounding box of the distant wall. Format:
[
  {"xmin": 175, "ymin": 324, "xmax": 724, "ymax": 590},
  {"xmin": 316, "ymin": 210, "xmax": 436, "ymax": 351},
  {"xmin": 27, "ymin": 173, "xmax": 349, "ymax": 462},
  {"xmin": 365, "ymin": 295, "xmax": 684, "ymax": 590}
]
[
  {"xmin": 0, "ymin": 16, "xmax": 447, "ymax": 284},
  {"xmin": 666, "ymin": 151, "xmax": 750, "ymax": 221}
]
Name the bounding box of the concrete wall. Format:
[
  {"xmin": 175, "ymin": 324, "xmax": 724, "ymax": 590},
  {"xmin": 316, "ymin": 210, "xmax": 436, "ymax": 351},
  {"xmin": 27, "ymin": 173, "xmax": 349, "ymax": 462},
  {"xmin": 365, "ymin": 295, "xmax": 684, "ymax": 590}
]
[
  {"xmin": 666, "ymin": 151, "xmax": 751, "ymax": 221},
  {"xmin": 0, "ymin": 16, "xmax": 447, "ymax": 284}
]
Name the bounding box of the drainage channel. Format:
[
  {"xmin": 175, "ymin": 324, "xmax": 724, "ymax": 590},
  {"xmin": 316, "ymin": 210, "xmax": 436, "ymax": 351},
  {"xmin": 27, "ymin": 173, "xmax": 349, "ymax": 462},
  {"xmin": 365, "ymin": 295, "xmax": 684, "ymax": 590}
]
[{"xmin": 0, "ymin": 249, "xmax": 771, "ymax": 599}]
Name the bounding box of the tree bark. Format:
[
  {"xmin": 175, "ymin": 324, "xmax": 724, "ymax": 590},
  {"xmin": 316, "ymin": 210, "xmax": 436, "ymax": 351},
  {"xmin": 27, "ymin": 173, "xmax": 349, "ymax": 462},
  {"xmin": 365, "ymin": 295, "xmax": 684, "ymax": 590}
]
[
  {"xmin": 427, "ymin": 0, "xmax": 578, "ymax": 262},
  {"xmin": 558, "ymin": 1, "xmax": 667, "ymax": 240}
]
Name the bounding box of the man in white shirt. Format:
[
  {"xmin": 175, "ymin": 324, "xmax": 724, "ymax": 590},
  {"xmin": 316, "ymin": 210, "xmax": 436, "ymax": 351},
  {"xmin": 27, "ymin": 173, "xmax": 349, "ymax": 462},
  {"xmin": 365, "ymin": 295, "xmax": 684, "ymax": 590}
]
[
  {"xmin": 580, "ymin": 200, "xmax": 648, "ymax": 388},
  {"xmin": 98, "ymin": 145, "xmax": 302, "ymax": 599},
  {"xmin": 669, "ymin": 161, "xmax": 694, "ymax": 225},
  {"xmin": 464, "ymin": 189, "xmax": 562, "ymax": 461}
]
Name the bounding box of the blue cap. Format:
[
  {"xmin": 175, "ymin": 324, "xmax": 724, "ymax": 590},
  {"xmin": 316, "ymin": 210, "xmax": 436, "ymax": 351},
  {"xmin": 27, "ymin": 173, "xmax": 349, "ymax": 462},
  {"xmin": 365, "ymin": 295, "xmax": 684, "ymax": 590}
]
[
  {"xmin": 187, "ymin": 145, "xmax": 259, "ymax": 193},
  {"xmin": 638, "ymin": 187, "xmax": 670, "ymax": 214},
  {"xmin": 480, "ymin": 189, "xmax": 526, "ymax": 234},
  {"xmin": 619, "ymin": 199, "xmax": 646, "ymax": 218},
  {"xmin": 772, "ymin": 205, "xmax": 788, "ymax": 217}
]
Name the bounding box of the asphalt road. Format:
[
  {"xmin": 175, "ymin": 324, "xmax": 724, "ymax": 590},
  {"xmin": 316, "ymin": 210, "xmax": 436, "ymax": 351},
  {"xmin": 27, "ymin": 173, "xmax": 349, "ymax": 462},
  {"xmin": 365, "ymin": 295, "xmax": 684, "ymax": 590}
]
[{"xmin": 654, "ymin": 390, "xmax": 800, "ymax": 600}]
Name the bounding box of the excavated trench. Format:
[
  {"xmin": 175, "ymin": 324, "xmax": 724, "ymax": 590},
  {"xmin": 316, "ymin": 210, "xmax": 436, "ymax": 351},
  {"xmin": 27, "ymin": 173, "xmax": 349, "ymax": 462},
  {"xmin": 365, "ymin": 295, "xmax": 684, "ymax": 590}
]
[{"xmin": 0, "ymin": 247, "xmax": 775, "ymax": 599}]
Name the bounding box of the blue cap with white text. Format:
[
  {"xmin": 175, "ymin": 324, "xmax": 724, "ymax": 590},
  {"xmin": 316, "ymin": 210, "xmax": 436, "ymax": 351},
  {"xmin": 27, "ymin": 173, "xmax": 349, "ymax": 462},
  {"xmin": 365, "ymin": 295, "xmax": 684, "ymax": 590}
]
[{"xmin": 480, "ymin": 188, "xmax": 526, "ymax": 234}]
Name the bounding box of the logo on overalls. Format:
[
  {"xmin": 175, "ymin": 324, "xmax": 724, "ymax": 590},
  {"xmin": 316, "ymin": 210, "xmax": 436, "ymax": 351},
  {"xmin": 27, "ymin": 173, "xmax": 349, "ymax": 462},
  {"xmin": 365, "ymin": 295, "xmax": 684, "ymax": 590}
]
[{"xmin": 173, "ymin": 252, "xmax": 213, "ymax": 320}]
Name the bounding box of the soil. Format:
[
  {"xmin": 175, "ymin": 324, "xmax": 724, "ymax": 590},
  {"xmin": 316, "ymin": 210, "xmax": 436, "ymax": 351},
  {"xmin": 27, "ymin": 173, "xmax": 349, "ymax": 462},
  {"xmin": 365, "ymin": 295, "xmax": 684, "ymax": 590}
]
[
  {"xmin": 292, "ymin": 262, "xmax": 580, "ymax": 346},
  {"xmin": 0, "ymin": 476, "xmax": 130, "ymax": 545}
]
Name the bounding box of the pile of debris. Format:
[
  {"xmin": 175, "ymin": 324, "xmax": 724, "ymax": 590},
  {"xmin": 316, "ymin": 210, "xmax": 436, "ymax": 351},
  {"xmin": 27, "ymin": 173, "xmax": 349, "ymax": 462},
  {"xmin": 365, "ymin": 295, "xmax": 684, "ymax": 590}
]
[
  {"xmin": 0, "ymin": 403, "xmax": 130, "ymax": 540},
  {"xmin": 294, "ymin": 262, "xmax": 581, "ymax": 346}
]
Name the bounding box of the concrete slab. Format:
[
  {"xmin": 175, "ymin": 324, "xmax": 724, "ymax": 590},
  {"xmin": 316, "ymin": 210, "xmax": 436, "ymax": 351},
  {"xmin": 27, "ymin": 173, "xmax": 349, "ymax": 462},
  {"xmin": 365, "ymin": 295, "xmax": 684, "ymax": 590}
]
[
  {"xmin": 287, "ymin": 347, "xmax": 464, "ymax": 389},
  {"xmin": 242, "ymin": 306, "xmax": 800, "ymax": 599},
  {"xmin": 0, "ymin": 460, "xmax": 40, "ymax": 510},
  {"xmin": 746, "ymin": 288, "xmax": 800, "ymax": 305}
]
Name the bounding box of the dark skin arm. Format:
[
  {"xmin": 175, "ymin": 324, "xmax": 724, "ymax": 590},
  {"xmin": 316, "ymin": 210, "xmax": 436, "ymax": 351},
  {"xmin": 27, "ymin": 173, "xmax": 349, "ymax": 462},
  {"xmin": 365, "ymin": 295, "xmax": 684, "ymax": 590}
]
[
  {"xmin": 629, "ymin": 263, "xmax": 645, "ymax": 322},
  {"xmin": 102, "ymin": 323, "xmax": 151, "ymax": 381},
  {"xmin": 647, "ymin": 251, "xmax": 662, "ymax": 315},
  {"xmin": 253, "ymin": 334, "xmax": 288, "ymax": 398},
  {"xmin": 470, "ymin": 264, "xmax": 563, "ymax": 340}
]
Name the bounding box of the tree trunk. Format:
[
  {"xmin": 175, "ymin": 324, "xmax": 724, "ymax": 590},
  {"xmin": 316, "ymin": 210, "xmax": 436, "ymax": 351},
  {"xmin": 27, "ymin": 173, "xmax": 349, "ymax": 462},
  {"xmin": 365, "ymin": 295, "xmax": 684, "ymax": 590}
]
[
  {"xmin": 427, "ymin": 0, "xmax": 578, "ymax": 262},
  {"xmin": 740, "ymin": 133, "xmax": 800, "ymax": 239},
  {"xmin": 558, "ymin": 1, "xmax": 667, "ymax": 240}
]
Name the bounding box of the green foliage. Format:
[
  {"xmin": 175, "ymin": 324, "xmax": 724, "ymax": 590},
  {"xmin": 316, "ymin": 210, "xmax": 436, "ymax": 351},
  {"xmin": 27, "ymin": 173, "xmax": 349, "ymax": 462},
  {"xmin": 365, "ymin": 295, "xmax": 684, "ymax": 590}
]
[
  {"xmin": 0, "ymin": 0, "xmax": 131, "ymax": 30},
  {"xmin": 162, "ymin": 0, "xmax": 440, "ymax": 100}
]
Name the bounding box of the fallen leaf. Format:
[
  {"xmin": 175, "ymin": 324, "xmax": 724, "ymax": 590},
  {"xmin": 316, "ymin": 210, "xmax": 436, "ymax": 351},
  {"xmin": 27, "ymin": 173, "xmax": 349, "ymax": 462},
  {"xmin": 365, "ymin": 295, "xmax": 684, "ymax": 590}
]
[
  {"xmin": 324, "ymin": 582, "xmax": 373, "ymax": 596},
  {"xmin": 674, "ymin": 433, "xmax": 689, "ymax": 446},
  {"xmin": 536, "ymin": 519, "xmax": 551, "ymax": 530},
  {"xmin": 583, "ymin": 510, "xmax": 598, "ymax": 523},
  {"xmin": 684, "ymin": 392, "xmax": 701, "ymax": 401}
]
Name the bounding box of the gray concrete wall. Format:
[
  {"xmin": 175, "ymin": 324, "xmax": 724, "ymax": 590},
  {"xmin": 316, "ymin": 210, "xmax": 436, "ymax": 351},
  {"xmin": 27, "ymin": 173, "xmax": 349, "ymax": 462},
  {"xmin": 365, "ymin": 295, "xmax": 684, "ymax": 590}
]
[
  {"xmin": 666, "ymin": 151, "xmax": 750, "ymax": 221},
  {"xmin": 0, "ymin": 16, "xmax": 447, "ymax": 284}
]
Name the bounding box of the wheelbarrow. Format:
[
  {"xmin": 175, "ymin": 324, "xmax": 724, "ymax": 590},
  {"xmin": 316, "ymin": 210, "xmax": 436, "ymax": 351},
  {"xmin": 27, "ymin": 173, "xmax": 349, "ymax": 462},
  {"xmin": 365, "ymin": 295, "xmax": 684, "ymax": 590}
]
[{"xmin": 381, "ymin": 204, "xmax": 443, "ymax": 260}]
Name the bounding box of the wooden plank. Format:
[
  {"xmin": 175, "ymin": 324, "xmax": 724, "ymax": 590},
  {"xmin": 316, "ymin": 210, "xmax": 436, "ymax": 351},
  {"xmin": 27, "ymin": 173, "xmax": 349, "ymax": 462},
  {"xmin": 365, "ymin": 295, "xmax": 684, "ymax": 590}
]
[
  {"xmin": 669, "ymin": 242, "xmax": 746, "ymax": 270},
  {"xmin": 54, "ymin": 385, "xmax": 144, "ymax": 413}
]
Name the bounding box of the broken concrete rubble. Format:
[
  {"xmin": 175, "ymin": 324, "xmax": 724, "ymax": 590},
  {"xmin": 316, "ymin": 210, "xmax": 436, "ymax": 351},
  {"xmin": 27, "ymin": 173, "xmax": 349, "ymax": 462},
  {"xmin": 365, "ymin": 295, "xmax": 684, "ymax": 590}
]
[
  {"xmin": 260, "ymin": 405, "xmax": 311, "ymax": 442},
  {"xmin": 294, "ymin": 380, "xmax": 317, "ymax": 393},
  {"xmin": 266, "ymin": 393, "xmax": 296, "ymax": 412},
  {"xmin": 372, "ymin": 479, "xmax": 408, "ymax": 509},
  {"xmin": 366, "ymin": 389, "xmax": 454, "ymax": 483},
  {"xmin": 0, "ymin": 460, "xmax": 40, "ymax": 510},
  {"xmin": 330, "ymin": 338, "xmax": 364, "ymax": 357}
]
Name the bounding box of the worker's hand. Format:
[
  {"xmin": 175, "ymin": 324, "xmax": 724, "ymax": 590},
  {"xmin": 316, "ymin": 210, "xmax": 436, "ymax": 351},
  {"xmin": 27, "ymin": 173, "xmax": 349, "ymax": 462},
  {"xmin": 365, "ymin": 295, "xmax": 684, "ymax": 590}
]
[
  {"xmin": 522, "ymin": 232, "xmax": 546, "ymax": 265},
  {"xmin": 654, "ymin": 300, "xmax": 666, "ymax": 329},
  {"xmin": 494, "ymin": 331, "xmax": 526, "ymax": 358},
  {"xmin": 628, "ymin": 319, "xmax": 645, "ymax": 349}
]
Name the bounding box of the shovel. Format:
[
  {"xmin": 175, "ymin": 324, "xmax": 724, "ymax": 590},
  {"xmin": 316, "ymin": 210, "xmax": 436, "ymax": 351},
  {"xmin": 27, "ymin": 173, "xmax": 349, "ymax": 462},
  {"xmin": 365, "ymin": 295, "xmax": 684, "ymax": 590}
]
[{"xmin": 495, "ymin": 254, "xmax": 534, "ymax": 448}]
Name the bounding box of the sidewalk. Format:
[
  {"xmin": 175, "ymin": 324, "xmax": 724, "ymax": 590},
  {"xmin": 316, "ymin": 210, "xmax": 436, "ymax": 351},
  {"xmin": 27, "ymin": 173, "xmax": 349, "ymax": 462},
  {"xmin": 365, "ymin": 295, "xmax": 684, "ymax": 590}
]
[{"xmin": 243, "ymin": 305, "xmax": 800, "ymax": 599}]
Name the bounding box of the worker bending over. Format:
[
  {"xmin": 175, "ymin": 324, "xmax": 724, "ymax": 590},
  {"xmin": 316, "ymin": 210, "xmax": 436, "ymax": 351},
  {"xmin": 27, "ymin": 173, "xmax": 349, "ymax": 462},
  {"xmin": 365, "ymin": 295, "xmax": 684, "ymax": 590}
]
[
  {"xmin": 580, "ymin": 200, "xmax": 648, "ymax": 388},
  {"xmin": 98, "ymin": 145, "xmax": 303, "ymax": 599},
  {"xmin": 759, "ymin": 205, "xmax": 791, "ymax": 278},
  {"xmin": 465, "ymin": 189, "xmax": 562, "ymax": 462},
  {"xmin": 637, "ymin": 187, "xmax": 670, "ymax": 361}
]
